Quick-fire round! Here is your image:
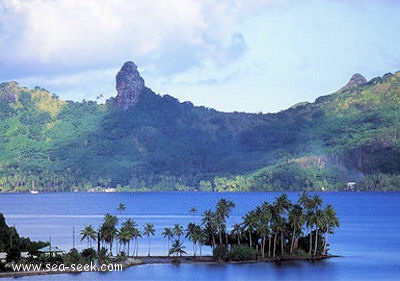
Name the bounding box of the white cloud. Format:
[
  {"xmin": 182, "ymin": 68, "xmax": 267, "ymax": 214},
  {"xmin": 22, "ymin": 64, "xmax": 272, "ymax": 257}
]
[
  {"xmin": 1, "ymin": 1, "xmax": 207, "ymax": 68},
  {"xmin": 0, "ymin": 0, "xmax": 278, "ymax": 72}
]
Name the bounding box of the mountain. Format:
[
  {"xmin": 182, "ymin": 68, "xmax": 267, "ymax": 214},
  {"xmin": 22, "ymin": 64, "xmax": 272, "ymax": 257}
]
[{"xmin": 0, "ymin": 63, "xmax": 399, "ymax": 192}]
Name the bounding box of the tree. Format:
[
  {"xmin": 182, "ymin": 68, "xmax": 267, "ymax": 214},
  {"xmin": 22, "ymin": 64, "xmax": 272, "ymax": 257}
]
[
  {"xmin": 173, "ymin": 224, "xmax": 184, "ymax": 242},
  {"xmin": 117, "ymin": 219, "xmax": 136, "ymax": 256},
  {"xmin": 192, "ymin": 225, "xmax": 205, "ymax": 256},
  {"xmin": 169, "ymin": 239, "xmax": 187, "ymax": 257},
  {"xmin": 117, "ymin": 226, "xmax": 132, "ymax": 255},
  {"xmin": 312, "ymin": 209, "xmax": 323, "ymax": 256},
  {"xmin": 215, "ymin": 198, "xmax": 235, "ymax": 246},
  {"xmin": 143, "ymin": 223, "xmax": 155, "ymax": 257},
  {"xmin": 189, "ymin": 206, "xmax": 198, "ymax": 223},
  {"xmin": 80, "ymin": 225, "xmax": 97, "ymax": 248},
  {"xmin": 242, "ymin": 210, "xmax": 257, "ymax": 249},
  {"xmin": 99, "ymin": 213, "xmax": 118, "ymax": 255},
  {"xmin": 274, "ymin": 194, "xmax": 291, "ymax": 255},
  {"xmin": 298, "ymin": 191, "xmax": 315, "ymax": 256},
  {"xmin": 132, "ymin": 227, "xmax": 141, "ymax": 257},
  {"xmin": 231, "ymin": 223, "xmax": 244, "ymax": 246},
  {"xmin": 254, "ymin": 202, "xmax": 271, "ymax": 258},
  {"xmin": 162, "ymin": 227, "xmax": 174, "ymax": 255},
  {"xmin": 321, "ymin": 204, "xmax": 340, "ymax": 255},
  {"xmin": 288, "ymin": 204, "xmax": 304, "ymax": 254},
  {"xmin": 117, "ymin": 203, "xmax": 127, "ymax": 215},
  {"xmin": 186, "ymin": 223, "xmax": 203, "ymax": 257},
  {"xmin": 310, "ymin": 194, "xmax": 323, "ymax": 256},
  {"xmin": 201, "ymin": 209, "xmax": 217, "ymax": 249},
  {"xmin": 268, "ymin": 194, "xmax": 291, "ymax": 257}
]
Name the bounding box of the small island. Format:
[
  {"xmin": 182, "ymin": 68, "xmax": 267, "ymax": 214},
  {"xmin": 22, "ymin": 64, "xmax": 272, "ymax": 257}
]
[{"xmin": 0, "ymin": 192, "xmax": 339, "ymax": 278}]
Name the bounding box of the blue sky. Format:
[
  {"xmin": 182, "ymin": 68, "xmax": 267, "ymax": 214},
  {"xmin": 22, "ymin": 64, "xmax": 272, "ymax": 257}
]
[{"xmin": 0, "ymin": 0, "xmax": 399, "ymax": 113}]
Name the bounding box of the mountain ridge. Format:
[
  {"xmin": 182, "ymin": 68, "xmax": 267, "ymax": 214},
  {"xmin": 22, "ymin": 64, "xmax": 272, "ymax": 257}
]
[{"xmin": 0, "ymin": 63, "xmax": 399, "ymax": 192}]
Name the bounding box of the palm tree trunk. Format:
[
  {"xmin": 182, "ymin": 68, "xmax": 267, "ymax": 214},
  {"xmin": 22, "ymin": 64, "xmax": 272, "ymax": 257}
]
[
  {"xmin": 135, "ymin": 238, "xmax": 139, "ymax": 257},
  {"xmin": 212, "ymin": 234, "xmax": 216, "ymax": 250},
  {"xmin": 273, "ymin": 233, "xmax": 277, "ymax": 258},
  {"xmin": 268, "ymin": 236, "xmax": 272, "ymax": 258},
  {"xmin": 248, "ymin": 230, "xmax": 252, "ymax": 248},
  {"xmin": 314, "ymin": 228, "xmax": 318, "ymax": 256},
  {"xmin": 280, "ymin": 232, "xmax": 284, "ymax": 254},
  {"xmin": 323, "ymin": 227, "xmax": 329, "ymax": 255},
  {"xmin": 290, "ymin": 226, "xmax": 296, "ymax": 254},
  {"xmin": 97, "ymin": 233, "xmax": 101, "ymax": 254},
  {"xmin": 148, "ymin": 236, "xmax": 151, "ymax": 257},
  {"xmin": 262, "ymin": 235, "xmax": 266, "ymax": 258},
  {"xmin": 309, "ymin": 232, "xmax": 312, "ymax": 255}
]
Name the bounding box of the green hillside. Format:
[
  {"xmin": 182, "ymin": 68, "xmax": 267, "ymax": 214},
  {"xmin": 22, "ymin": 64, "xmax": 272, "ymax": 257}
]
[{"xmin": 0, "ymin": 70, "xmax": 399, "ymax": 192}]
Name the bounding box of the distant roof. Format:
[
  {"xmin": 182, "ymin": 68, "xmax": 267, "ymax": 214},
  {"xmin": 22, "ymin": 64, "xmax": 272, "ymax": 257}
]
[{"xmin": 38, "ymin": 246, "xmax": 64, "ymax": 253}]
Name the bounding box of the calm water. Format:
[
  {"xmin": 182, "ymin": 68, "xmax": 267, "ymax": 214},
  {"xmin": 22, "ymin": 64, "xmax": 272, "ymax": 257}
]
[{"xmin": 0, "ymin": 192, "xmax": 399, "ymax": 281}]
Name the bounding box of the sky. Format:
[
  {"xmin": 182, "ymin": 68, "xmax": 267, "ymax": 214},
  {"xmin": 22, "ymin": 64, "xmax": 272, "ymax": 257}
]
[{"xmin": 1, "ymin": 0, "xmax": 400, "ymax": 113}]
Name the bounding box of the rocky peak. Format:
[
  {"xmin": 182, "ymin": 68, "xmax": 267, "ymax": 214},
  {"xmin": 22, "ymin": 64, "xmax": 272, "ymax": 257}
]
[
  {"xmin": 341, "ymin": 73, "xmax": 367, "ymax": 91},
  {"xmin": 115, "ymin": 61, "xmax": 145, "ymax": 109}
]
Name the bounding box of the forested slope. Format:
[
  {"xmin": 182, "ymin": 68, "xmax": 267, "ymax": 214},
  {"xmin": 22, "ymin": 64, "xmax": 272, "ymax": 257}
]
[{"xmin": 0, "ymin": 69, "xmax": 399, "ymax": 192}]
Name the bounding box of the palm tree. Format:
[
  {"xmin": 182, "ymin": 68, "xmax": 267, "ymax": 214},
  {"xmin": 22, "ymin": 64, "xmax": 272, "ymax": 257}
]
[
  {"xmin": 321, "ymin": 204, "xmax": 339, "ymax": 255},
  {"xmin": 117, "ymin": 227, "xmax": 132, "ymax": 255},
  {"xmin": 120, "ymin": 218, "xmax": 136, "ymax": 256},
  {"xmin": 255, "ymin": 202, "xmax": 271, "ymax": 258},
  {"xmin": 215, "ymin": 198, "xmax": 235, "ymax": 246},
  {"xmin": 312, "ymin": 208, "xmax": 323, "ymax": 256},
  {"xmin": 173, "ymin": 224, "xmax": 184, "ymax": 242},
  {"xmin": 162, "ymin": 227, "xmax": 174, "ymax": 255},
  {"xmin": 309, "ymin": 194, "xmax": 323, "ymax": 256},
  {"xmin": 305, "ymin": 209, "xmax": 314, "ymax": 255},
  {"xmin": 201, "ymin": 209, "xmax": 217, "ymax": 249},
  {"xmin": 299, "ymin": 192, "xmax": 320, "ymax": 256},
  {"xmin": 143, "ymin": 223, "xmax": 155, "ymax": 257},
  {"xmin": 169, "ymin": 239, "xmax": 187, "ymax": 257},
  {"xmin": 99, "ymin": 213, "xmax": 118, "ymax": 255},
  {"xmin": 132, "ymin": 227, "xmax": 141, "ymax": 257},
  {"xmin": 274, "ymin": 194, "xmax": 291, "ymax": 255},
  {"xmin": 189, "ymin": 206, "xmax": 198, "ymax": 223},
  {"xmin": 288, "ymin": 204, "xmax": 304, "ymax": 254},
  {"xmin": 192, "ymin": 225, "xmax": 205, "ymax": 256},
  {"xmin": 185, "ymin": 223, "xmax": 197, "ymax": 256},
  {"xmin": 117, "ymin": 203, "xmax": 127, "ymax": 215},
  {"xmin": 242, "ymin": 210, "xmax": 257, "ymax": 249},
  {"xmin": 80, "ymin": 225, "xmax": 97, "ymax": 248},
  {"xmin": 231, "ymin": 223, "xmax": 244, "ymax": 246}
]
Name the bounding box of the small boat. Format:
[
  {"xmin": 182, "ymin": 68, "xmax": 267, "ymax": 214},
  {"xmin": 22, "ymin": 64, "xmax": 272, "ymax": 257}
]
[{"xmin": 30, "ymin": 180, "xmax": 39, "ymax": 194}]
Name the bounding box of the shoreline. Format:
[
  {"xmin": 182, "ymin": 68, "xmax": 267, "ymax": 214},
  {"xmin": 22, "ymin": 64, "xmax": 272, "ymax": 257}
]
[{"xmin": 0, "ymin": 255, "xmax": 340, "ymax": 279}]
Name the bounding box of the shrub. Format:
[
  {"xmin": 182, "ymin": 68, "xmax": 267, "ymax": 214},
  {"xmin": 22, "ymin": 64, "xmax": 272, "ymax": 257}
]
[
  {"xmin": 228, "ymin": 245, "xmax": 257, "ymax": 261},
  {"xmin": 213, "ymin": 245, "xmax": 228, "ymax": 261}
]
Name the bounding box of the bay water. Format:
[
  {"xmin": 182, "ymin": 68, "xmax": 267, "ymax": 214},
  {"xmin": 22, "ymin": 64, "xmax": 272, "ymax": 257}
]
[{"xmin": 0, "ymin": 192, "xmax": 399, "ymax": 280}]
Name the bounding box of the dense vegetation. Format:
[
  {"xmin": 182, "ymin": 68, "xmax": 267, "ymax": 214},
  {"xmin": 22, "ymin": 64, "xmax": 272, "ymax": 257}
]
[
  {"xmin": 0, "ymin": 71, "xmax": 399, "ymax": 192},
  {"xmin": 74, "ymin": 192, "xmax": 340, "ymax": 261},
  {"xmin": 0, "ymin": 213, "xmax": 49, "ymax": 270}
]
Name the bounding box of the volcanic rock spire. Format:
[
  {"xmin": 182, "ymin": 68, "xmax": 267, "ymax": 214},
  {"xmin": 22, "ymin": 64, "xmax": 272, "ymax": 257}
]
[{"xmin": 115, "ymin": 61, "xmax": 145, "ymax": 109}]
